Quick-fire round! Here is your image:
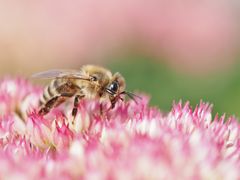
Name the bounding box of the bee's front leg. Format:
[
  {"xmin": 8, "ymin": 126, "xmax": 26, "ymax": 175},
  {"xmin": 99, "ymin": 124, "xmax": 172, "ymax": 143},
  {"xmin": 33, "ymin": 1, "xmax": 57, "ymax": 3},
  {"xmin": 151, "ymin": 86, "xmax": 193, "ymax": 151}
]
[
  {"xmin": 72, "ymin": 95, "xmax": 85, "ymax": 118},
  {"xmin": 103, "ymin": 99, "xmax": 116, "ymax": 114},
  {"xmin": 99, "ymin": 103, "xmax": 104, "ymax": 115},
  {"xmin": 111, "ymin": 99, "xmax": 117, "ymax": 109}
]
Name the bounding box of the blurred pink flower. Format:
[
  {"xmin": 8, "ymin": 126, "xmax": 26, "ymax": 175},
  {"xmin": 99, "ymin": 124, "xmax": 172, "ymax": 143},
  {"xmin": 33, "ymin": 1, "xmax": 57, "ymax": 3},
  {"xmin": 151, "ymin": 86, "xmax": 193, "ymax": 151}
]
[
  {"xmin": 0, "ymin": 1, "xmax": 238, "ymax": 75},
  {"xmin": 0, "ymin": 78, "xmax": 239, "ymax": 179}
]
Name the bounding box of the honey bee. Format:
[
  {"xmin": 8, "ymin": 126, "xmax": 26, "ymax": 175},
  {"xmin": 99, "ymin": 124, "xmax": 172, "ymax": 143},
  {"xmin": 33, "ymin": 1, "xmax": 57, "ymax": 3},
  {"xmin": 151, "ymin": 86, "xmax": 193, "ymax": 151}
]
[{"xmin": 32, "ymin": 65, "xmax": 139, "ymax": 117}]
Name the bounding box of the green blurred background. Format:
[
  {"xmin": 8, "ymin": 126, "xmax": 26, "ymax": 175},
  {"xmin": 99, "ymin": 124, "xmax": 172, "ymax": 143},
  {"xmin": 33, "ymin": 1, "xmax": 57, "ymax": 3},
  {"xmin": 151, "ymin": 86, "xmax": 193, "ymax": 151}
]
[{"xmin": 107, "ymin": 54, "xmax": 240, "ymax": 117}]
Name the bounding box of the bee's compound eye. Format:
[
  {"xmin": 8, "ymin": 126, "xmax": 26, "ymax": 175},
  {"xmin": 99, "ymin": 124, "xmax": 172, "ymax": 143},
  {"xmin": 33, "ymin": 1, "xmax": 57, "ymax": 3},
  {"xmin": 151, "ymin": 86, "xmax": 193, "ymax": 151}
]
[{"xmin": 109, "ymin": 81, "xmax": 119, "ymax": 92}]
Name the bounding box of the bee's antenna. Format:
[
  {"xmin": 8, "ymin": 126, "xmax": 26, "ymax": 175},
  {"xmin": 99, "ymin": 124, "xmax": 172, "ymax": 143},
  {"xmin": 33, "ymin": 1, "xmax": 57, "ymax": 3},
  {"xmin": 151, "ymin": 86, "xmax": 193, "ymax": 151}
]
[{"xmin": 120, "ymin": 91, "xmax": 142, "ymax": 104}]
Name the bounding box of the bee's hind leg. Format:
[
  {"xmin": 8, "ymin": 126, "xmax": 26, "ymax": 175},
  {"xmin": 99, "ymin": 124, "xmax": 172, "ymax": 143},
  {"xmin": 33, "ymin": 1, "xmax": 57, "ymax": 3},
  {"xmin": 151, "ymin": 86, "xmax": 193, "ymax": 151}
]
[
  {"xmin": 72, "ymin": 95, "xmax": 85, "ymax": 118},
  {"xmin": 38, "ymin": 94, "xmax": 70, "ymax": 115},
  {"xmin": 39, "ymin": 96, "xmax": 61, "ymax": 115}
]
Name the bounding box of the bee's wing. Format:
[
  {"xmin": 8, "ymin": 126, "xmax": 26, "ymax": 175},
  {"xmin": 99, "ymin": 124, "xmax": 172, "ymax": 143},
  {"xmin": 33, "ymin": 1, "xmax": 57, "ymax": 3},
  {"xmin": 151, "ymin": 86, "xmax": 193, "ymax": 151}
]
[{"xmin": 32, "ymin": 69, "xmax": 90, "ymax": 80}]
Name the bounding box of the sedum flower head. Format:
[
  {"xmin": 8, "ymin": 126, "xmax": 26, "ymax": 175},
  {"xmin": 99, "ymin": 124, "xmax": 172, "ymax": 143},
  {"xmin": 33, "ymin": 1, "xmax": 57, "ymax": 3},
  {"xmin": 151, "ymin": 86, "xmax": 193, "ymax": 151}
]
[{"xmin": 0, "ymin": 78, "xmax": 239, "ymax": 179}]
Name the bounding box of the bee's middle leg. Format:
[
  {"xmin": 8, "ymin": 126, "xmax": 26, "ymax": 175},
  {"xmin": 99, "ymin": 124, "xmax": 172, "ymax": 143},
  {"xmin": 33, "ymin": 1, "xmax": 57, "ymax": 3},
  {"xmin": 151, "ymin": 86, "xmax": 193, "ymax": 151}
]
[{"xmin": 72, "ymin": 95, "xmax": 85, "ymax": 118}]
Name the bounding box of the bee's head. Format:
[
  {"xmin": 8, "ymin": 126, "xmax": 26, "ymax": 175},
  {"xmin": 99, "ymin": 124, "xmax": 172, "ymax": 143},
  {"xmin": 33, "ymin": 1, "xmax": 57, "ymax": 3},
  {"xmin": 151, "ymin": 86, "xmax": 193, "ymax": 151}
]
[
  {"xmin": 106, "ymin": 73, "xmax": 141, "ymax": 108},
  {"xmin": 106, "ymin": 73, "xmax": 125, "ymax": 97},
  {"xmin": 81, "ymin": 65, "xmax": 139, "ymax": 108},
  {"xmin": 105, "ymin": 73, "xmax": 126, "ymax": 108},
  {"xmin": 87, "ymin": 70, "xmax": 126, "ymax": 107}
]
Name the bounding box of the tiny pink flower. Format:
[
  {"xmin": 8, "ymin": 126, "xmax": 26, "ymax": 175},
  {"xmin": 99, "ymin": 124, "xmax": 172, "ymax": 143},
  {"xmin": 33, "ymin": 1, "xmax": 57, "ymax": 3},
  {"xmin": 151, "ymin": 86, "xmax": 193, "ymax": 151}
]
[{"xmin": 53, "ymin": 118, "xmax": 74, "ymax": 150}]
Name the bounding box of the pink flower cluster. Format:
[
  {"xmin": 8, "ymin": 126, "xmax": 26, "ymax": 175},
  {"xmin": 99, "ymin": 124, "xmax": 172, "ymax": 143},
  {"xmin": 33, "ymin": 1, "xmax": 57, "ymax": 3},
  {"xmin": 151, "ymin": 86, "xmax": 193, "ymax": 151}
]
[{"xmin": 0, "ymin": 78, "xmax": 239, "ymax": 179}]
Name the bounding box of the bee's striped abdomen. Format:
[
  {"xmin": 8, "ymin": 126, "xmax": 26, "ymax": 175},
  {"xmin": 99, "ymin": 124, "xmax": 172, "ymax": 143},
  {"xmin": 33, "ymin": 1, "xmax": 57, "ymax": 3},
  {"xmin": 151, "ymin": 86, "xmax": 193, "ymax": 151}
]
[{"xmin": 39, "ymin": 79, "xmax": 62, "ymax": 106}]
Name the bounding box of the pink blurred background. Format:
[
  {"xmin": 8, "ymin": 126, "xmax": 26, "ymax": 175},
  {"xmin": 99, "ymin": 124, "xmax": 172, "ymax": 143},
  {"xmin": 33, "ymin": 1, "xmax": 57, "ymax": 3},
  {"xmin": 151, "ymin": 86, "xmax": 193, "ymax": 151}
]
[{"xmin": 0, "ymin": 0, "xmax": 239, "ymax": 76}]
